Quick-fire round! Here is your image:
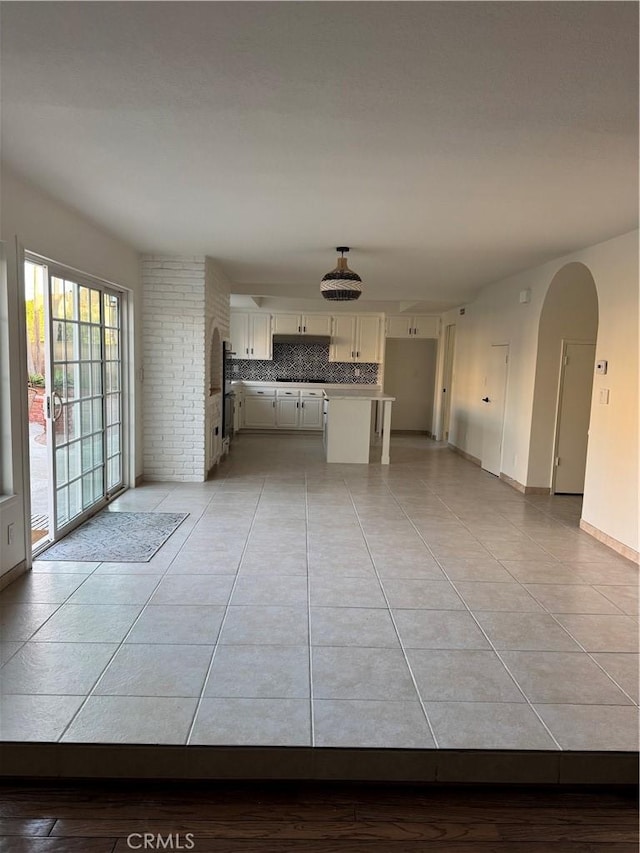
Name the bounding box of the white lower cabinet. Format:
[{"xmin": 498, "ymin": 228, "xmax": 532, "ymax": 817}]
[
  {"xmin": 299, "ymin": 396, "xmax": 324, "ymax": 429},
  {"xmin": 240, "ymin": 386, "xmax": 324, "ymax": 430},
  {"xmin": 243, "ymin": 395, "xmax": 276, "ymax": 428},
  {"xmin": 276, "ymin": 397, "xmax": 299, "ymax": 428}
]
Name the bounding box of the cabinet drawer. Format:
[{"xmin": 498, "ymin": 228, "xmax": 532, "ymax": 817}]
[
  {"xmin": 243, "ymin": 387, "xmax": 276, "ymax": 397},
  {"xmin": 300, "ymin": 389, "xmax": 324, "ymax": 397},
  {"xmin": 276, "ymin": 388, "xmax": 300, "ymax": 398}
]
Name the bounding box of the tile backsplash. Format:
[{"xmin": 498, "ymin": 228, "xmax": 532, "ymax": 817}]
[{"xmin": 228, "ymin": 343, "xmax": 379, "ymax": 384}]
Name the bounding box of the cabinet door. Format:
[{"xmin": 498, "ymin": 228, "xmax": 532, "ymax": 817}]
[
  {"xmin": 243, "ymin": 395, "xmax": 276, "ymax": 428},
  {"xmin": 412, "ymin": 315, "xmax": 440, "ymax": 339},
  {"xmin": 356, "ymin": 316, "xmax": 382, "ymax": 362},
  {"xmin": 330, "ymin": 315, "xmax": 357, "ymax": 362},
  {"xmin": 386, "ymin": 315, "xmax": 411, "ymax": 338},
  {"xmin": 300, "ymin": 397, "xmax": 323, "ymax": 429},
  {"xmin": 249, "ymin": 314, "xmax": 272, "ymax": 359},
  {"xmin": 233, "ymin": 393, "xmax": 243, "ymax": 431},
  {"xmin": 273, "ymin": 314, "xmax": 301, "ymax": 334},
  {"xmin": 276, "ymin": 397, "xmax": 300, "ymax": 429},
  {"xmin": 302, "ymin": 314, "xmax": 332, "ymax": 335},
  {"xmin": 230, "ymin": 312, "xmax": 249, "ymax": 357}
]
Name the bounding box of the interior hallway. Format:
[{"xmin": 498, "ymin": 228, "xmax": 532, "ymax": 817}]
[{"xmin": 0, "ymin": 435, "xmax": 637, "ymax": 751}]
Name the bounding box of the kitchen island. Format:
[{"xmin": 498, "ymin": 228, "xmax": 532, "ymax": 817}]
[{"xmin": 323, "ymin": 388, "xmax": 395, "ymax": 465}]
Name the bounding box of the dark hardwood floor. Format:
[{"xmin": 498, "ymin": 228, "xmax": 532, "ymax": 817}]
[{"xmin": 0, "ymin": 782, "xmax": 637, "ymax": 852}]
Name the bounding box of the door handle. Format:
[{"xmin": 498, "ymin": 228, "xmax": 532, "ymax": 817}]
[
  {"xmin": 51, "ymin": 391, "xmax": 63, "ymax": 422},
  {"xmin": 482, "ymin": 397, "xmax": 490, "ymax": 403}
]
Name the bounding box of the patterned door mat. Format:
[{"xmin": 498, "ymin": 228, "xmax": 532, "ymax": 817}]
[{"xmin": 39, "ymin": 511, "xmax": 189, "ymax": 562}]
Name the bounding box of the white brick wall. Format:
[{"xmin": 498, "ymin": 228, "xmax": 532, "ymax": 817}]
[
  {"xmin": 142, "ymin": 254, "xmax": 231, "ymax": 481},
  {"xmin": 142, "ymin": 256, "xmax": 207, "ymax": 481}
]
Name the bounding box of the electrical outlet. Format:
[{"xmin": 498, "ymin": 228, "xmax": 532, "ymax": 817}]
[
  {"xmin": 7, "ymin": 523, "xmax": 14, "ymax": 545},
  {"xmin": 354, "ymin": 368, "xmax": 360, "ymax": 377},
  {"xmin": 232, "ymin": 364, "xmax": 239, "ymax": 374}
]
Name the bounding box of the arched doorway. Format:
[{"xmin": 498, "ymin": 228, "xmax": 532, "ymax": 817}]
[{"xmin": 528, "ymin": 262, "xmax": 598, "ymax": 493}]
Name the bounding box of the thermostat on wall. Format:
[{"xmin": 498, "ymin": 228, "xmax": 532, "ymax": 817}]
[{"xmin": 595, "ymin": 360, "xmax": 608, "ymax": 375}]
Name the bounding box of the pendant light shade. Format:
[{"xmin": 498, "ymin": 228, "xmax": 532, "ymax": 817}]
[{"xmin": 321, "ymin": 247, "xmax": 363, "ymax": 301}]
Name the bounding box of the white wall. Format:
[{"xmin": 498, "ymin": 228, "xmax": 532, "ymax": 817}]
[
  {"xmin": 442, "ymin": 278, "xmax": 543, "ymax": 477},
  {"xmin": 445, "ymin": 229, "xmax": 638, "ymax": 554},
  {"xmin": 577, "ymin": 232, "xmax": 638, "ymax": 553},
  {"xmin": 0, "ymin": 166, "xmax": 141, "ymax": 577},
  {"xmin": 383, "ymin": 338, "xmax": 437, "ymax": 432}
]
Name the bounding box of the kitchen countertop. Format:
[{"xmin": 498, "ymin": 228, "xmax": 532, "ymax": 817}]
[{"xmin": 323, "ymin": 388, "xmax": 395, "ymax": 401}]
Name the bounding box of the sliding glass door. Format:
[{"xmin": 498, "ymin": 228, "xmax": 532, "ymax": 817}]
[{"xmin": 45, "ymin": 266, "xmax": 124, "ymax": 540}]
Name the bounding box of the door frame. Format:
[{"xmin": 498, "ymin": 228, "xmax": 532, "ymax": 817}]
[
  {"xmin": 550, "ymin": 338, "xmax": 596, "ymax": 495},
  {"xmin": 22, "ymin": 248, "xmax": 131, "ymax": 557}
]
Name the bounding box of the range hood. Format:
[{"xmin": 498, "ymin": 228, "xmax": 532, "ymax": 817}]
[{"xmin": 273, "ymin": 334, "xmax": 331, "ymax": 345}]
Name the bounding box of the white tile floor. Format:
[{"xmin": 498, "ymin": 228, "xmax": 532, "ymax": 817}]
[{"xmin": 0, "ymin": 433, "xmax": 638, "ymax": 751}]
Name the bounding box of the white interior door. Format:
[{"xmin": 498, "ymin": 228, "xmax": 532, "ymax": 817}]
[
  {"xmin": 481, "ymin": 344, "xmax": 509, "ymax": 476},
  {"xmin": 440, "ymin": 324, "xmax": 456, "ymax": 440},
  {"xmin": 46, "ymin": 269, "xmax": 123, "ymax": 539},
  {"xmin": 553, "ymin": 341, "xmax": 596, "ymax": 494}
]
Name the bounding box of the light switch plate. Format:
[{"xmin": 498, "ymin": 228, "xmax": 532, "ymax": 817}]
[
  {"xmin": 595, "ymin": 360, "xmax": 608, "ymax": 374},
  {"xmin": 599, "ymin": 388, "xmax": 610, "ymax": 405}
]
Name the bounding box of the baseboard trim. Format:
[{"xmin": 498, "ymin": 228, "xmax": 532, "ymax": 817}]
[
  {"xmin": 499, "ymin": 472, "xmax": 551, "ymax": 495},
  {"xmin": 0, "ymin": 560, "xmax": 28, "ymax": 592},
  {"xmin": 579, "ymin": 519, "xmax": 639, "ymax": 564},
  {"xmin": 448, "ymin": 443, "xmax": 481, "ymax": 467},
  {"xmin": 134, "ymin": 474, "xmax": 144, "ymax": 487}
]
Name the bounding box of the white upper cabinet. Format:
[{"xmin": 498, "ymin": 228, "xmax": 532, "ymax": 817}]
[
  {"xmin": 250, "ymin": 314, "xmax": 273, "ymax": 358},
  {"xmin": 272, "ymin": 314, "xmax": 300, "ymax": 335},
  {"xmin": 272, "ymin": 313, "xmax": 332, "ymax": 335},
  {"xmin": 386, "ymin": 315, "xmax": 440, "ymax": 339},
  {"xmin": 230, "ymin": 312, "xmax": 249, "ymax": 357},
  {"xmin": 330, "ymin": 316, "xmax": 358, "ymax": 362},
  {"xmin": 356, "ymin": 315, "xmax": 383, "ymax": 362},
  {"xmin": 302, "ymin": 314, "xmax": 332, "ymax": 335},
  {"xmin": 230, "ymin": 312, "xmax": 272, "ymax": 359},
  {"xmin": 329, "ymin": 315, "xmax": 383, "ymax": 363}
]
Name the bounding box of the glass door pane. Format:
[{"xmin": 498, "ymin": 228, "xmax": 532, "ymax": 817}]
[
  {"xmin": 47, "ymin": 275, "xmax": 109, "ymax": 536},
  {"xmin": 104, "ymin": 290, "xmax": 123, "ymax": 494}
]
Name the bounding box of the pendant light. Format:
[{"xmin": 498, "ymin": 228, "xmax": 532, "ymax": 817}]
[{"xmin": 320, "ymin": 247, "xmax": 363, "ymax": 301}]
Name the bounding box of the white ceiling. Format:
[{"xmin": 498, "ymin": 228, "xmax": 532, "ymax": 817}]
[{"xmin": 1, "ymin": 2, "xmax": 637, "ymax": 311}]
